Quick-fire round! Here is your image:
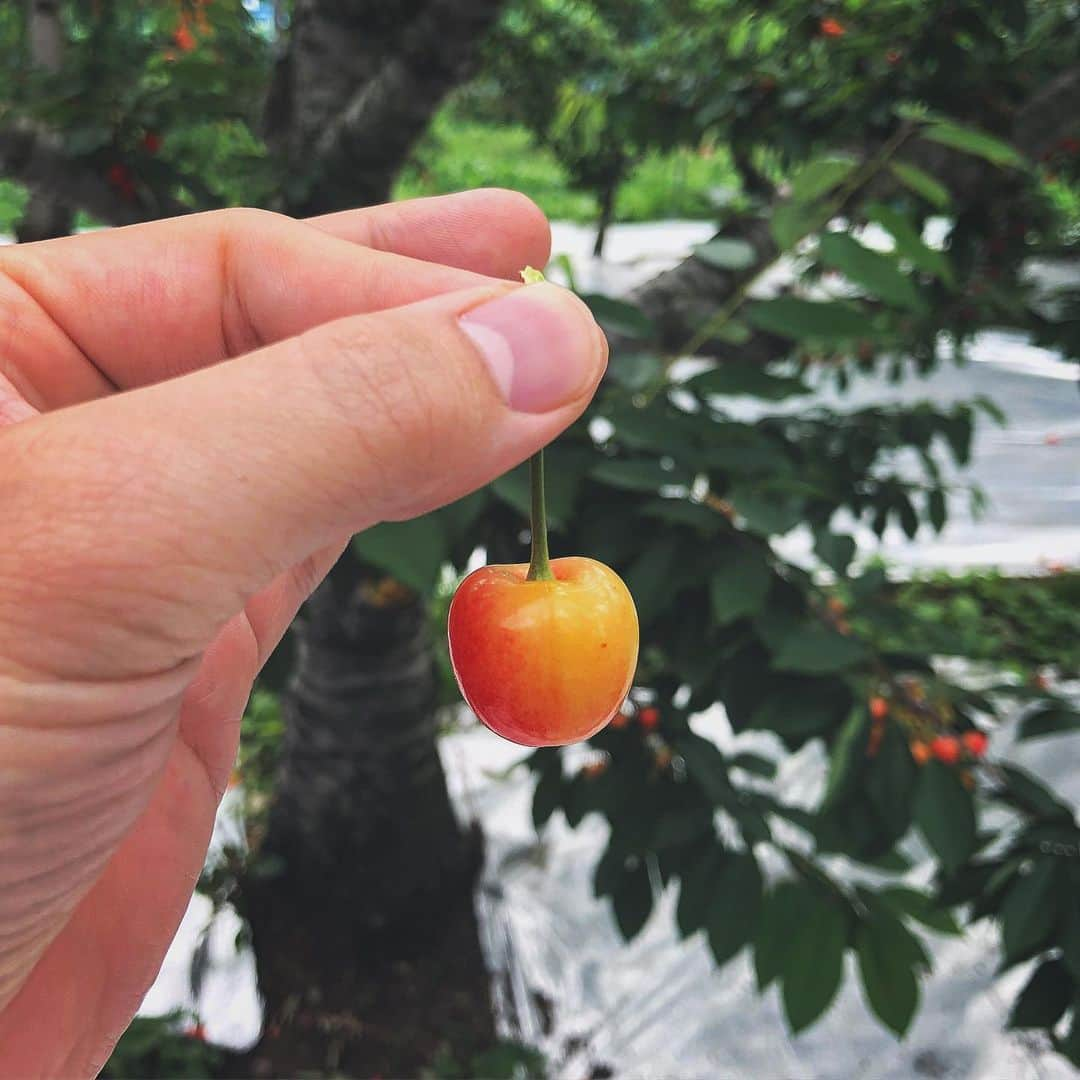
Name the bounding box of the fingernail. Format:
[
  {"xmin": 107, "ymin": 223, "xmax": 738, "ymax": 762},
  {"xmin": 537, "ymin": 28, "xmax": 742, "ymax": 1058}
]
[{"xmin": 459, "ymin": 283, "xmax": 606, "ymax": 413}]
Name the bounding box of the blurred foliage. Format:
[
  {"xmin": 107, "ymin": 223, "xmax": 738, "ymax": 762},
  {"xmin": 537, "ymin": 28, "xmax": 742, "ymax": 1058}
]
[
  {"xmin": 358, "ymin": 0, "xmax": 1080, "ymax": 1060},
  {"xmin": 0, "ymin": 177, "xmax": 28, "ymax": 233},
  {"xmin": 394, "ymin": 104, "xmax": 740, "ymax": 222},
  {"xmin": 890, "ymin": 569, "xmax": 1080, "ymax": 678},
  {"xmin": 4, "ymin": 0, "xmax": 1080, "ymax": 1068},
  {"xmin": 0, "ymin": 0, "xmax": 273, "ymax": 215},
  {"xmin": 424, "ymin": 1038, "xmax": 548, "ymax": 1079},
  {"xmin": 101, "ymin": 1011, "xmax": 219, "ymax": 1079}
]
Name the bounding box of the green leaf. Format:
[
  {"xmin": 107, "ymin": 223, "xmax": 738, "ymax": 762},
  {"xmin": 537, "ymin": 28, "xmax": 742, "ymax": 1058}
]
[
  {"xmin": 924, "ymin": 123, "xmax": 1025, "ymax": 169},
  {"xmin": 770, "ymin": 201, "xmax": 829, "ymax": 250},
  {"xmin": 818, "ymin": 232, "xmax": 927, "ymax": 312},
  {"xmin": 822, "ymin": 708, "xmax": 869, "ymax": 809},
  {"xmin": 1063, "ymin": 907, "xmax": 1080, "ymax": 984},
  {"xmin": 711, "ymin": 546, "xmax": 772, "ymax": 626},
  {"xmin": 532, "ymin": 766, "xmax": 562, "ymax": 829},
  {"xmin": 780, "ymin": 885, "xmax": 849, "ymax": 1033},
  {"xmin": 352, "ymin": 516, "xmax": 446, "ymax": 593},
  {"xmin": 855, "ymin": 902, "xmax": 926, "ymax": 1036},
  {"xmin": 928, "ymin": 488, "xmax": 947, "ymax": 533},
  {"xmin": 789, "ymin": 155, "xmax": 859, "ymax": 204},
  {"xmin": 879, "ymin": 887, "xmax": 962, "ymax": 936},
  {"xmin": 914, "ymin": 761, "xmax": 976, "ymax": 872},
  {"xmin": 865, "ymin": 724, "xmax": 919, "ymax": 838},
  {"xmin": 675, "ymin": 733, "xmax": 736, "ymax": 803},
  {"xmin": 677, "ymin": 849, "xmax": 722, "ymax": 937},
  {"xmin": 707, "ymin": 852, "xmax": 764, "ymax": 967},
  {"xmin": 772, "ymin": 626, "xmax": 869, "ymax": 674},
  {"xmin": 1000, "ymin": 859, "xmax": 1060, "ymax": 962},
  {"xmin": 890, "ymin": 162, "xmax": 951, "ymax": 209},
  {"xmin": 592, "ymin": 459, "xmax": 686, "ymax": 492},
  {"xmin": 692, "ymin": 362, "xmax": 811, "ymax": 400},
  {"xmin": 997, "ymin": 764, "xmax": 1075, "ymax": 822},
  {"xmin": 609, "ymin": 352, "xmax": 664, "ymax": 391},
  {"xmin": 611, "ymin": 860, "xmax": 654, "ymax": 941},
  {"xmin": 730, "ymin": 752, "xmax": 777, "ymax": 779},
  {"xmin": 581, "ymin": 294, "xmax": 655, "ymax": 339},
  {"xmin": 694, "ymin": 237, "xmax": 758, "ymax": 271},
  {"xmin": 625, "ymin": 537, "xmax": 680, "ymax": 624},
  {"xmin": 864, "ymin": 202, "xmax": 955, "ymax": 287},
  {"xmin": 746, "ymin": 298, "xmax": 870, "ymax": 342},
  {"xmin": 641, "ymin": 499, "xmax": 723, "ymax": 533},
  {"xmin": 753, "ymin": 883, "xmax": 804, "ymax": 990},
  {"xmin": 728, "ymin": 489, "xmax": 805, "ymax": 535},
  {"xmin": 1017, "ymin": 704, "xmax": 1080, "ymax": 741},
  {"xmin": 813, "ymin": 529, "xmax": 857, "ymax": 576},
  {"xmin": 1007, "ymin": 958, "xmax": 1074, "ymax": 1029},
  {"xmin": 750, "ymin": 678, "xmax": 851, "ymax": 741}
]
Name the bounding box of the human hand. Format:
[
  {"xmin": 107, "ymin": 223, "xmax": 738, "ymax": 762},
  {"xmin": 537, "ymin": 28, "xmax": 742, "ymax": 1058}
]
[{"xmin": 0, "ymin": 190, "xmax": 606, "ymax": 1076}]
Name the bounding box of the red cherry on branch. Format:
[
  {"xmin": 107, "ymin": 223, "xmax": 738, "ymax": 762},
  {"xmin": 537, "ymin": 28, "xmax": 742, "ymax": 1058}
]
[
  {"xmin": 639, "ymin": 706, "xmax": 660, "ymax": 731},
  {"xmin": 962, "ymin": 731, "xmax": 988, "ymax": 757},
  {"xmin": 930, "ymin": 735, "xmax": 961, "ymax": 765}
]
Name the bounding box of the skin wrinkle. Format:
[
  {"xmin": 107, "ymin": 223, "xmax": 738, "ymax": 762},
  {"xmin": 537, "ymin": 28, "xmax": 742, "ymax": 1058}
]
[
  {"xmin": 0, "ymin": 785, "xmax": 151, "ymax": 871},
  {"xmin": 0, "ymin": 773, "xmax": 152, "ymax": 838},
  {"xmin": 1, "ymin": 830, "xmax": 127, "ymax": 904},
  {"xmin": 1, "ymin": 727, "xmax": 171, "ymax": 813},
  {"xmin": 217, "ymin": 221, "xmax": 265, "ymax": 360},
  {"xmin": 0, "ymin": 654, "xmax": 198, "ymax": 724},
  {"xmin": 0, "ymin": 255, "xmax": 120, "ymax": 396}
]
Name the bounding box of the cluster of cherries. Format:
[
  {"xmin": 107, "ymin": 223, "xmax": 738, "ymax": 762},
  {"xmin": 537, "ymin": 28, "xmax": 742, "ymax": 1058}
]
[
  {"xmin": 103, "ymin": 0, "xmax": 211, "ymax": 201},
  {"xmin": 866, "ymin": 689, "xmax": 989, "ymax": 775}
]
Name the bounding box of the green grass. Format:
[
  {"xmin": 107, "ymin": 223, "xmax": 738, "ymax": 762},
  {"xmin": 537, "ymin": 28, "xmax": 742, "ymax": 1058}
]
[
  {"xmin": 0, "ymin": 178, "xmax": 28, "ymax": 236},
  {"xmin": 394, "ymin": 108, "xmax": 739, "ymax": 224}
]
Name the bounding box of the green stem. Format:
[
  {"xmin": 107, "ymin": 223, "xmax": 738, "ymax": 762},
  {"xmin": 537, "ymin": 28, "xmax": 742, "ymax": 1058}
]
[{"xmin": 526, "ymin": 448, "xmax": 554, "ymax": 581}]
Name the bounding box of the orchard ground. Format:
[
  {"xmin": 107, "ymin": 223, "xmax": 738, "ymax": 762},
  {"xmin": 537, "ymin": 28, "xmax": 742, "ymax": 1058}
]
[{"xmin": 141, "ymin": 219, "xmax": 1078, "ymax": 1077}]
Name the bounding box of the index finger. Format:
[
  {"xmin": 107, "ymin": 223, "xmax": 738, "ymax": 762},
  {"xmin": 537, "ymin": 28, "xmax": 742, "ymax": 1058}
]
[{"xmin": 0, "ymin": 189, "xmax": 551, "ymax": 410}]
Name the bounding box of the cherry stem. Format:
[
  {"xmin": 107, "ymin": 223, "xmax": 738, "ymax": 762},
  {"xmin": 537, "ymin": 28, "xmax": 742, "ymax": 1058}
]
[{"xmin": 526, "ymin": 448, "xmax": 554, "ymax": 581}]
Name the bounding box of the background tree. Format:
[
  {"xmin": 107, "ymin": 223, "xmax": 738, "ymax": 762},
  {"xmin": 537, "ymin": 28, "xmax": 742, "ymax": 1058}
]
[{"xmin": 2, "ymin": 0, "xmax": 1080, "ymax": 1075}]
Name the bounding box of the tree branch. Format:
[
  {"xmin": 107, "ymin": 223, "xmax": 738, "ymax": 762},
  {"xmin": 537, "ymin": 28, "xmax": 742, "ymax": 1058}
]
[{"xmin": 618, "ymin": 72, "xmax": 1080, "ymax": 360}]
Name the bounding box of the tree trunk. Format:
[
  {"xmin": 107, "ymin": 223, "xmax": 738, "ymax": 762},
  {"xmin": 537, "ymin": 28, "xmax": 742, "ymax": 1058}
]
[
  {"xmin": 14, "ymin": 187, "xmax": 73, "ymax": 242},
  {"xmin": 241, "ymin": 554, "xmax": 493, "ymax": 1076},
  {"xmin": 14, "ymin": 0, "xmax": 73, "ymax": 243},
  {"xmin": 592, "ymin": 177, "xmax": 617, "ymax": 258},
  {"xmin": 268, "ymin": 0, "xmax": 508, "ymax": 214}
]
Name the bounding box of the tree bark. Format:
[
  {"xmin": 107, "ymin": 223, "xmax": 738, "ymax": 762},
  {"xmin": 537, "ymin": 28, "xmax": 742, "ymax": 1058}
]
[
  {"xmin": 14, "ymin": 186, "xmax": 73, "ymax": 243},
  {"xmin": 592, "ymin": 176, "xmax": 618, "ymax": 258},
  {"xmin": 241, "ymin": 555, "xmax": 492, "ymax": 1074},
  {"xmin": 271, "ymin": 0, "xmax": 507, "ymax": 214},
  {"xmin": 13, "ymin": 0, "xmax": 73, "ymax": 242}
]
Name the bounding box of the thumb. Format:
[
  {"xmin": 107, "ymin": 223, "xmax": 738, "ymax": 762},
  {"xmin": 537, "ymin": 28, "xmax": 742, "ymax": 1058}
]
[{"xmin": 0, "ymin": 282, "xmax": 606, "ymax": 677}]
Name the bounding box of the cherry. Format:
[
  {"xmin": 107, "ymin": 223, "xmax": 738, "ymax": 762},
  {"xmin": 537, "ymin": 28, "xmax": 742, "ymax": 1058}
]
[
  {"xmin": 639, "ymin": 706, "xmax": 660, "ymax": 730},
  {"xmin": 819, "ymin": 17, "xmax": 846, "ymax": 37},
  {"xmin": 869, "ymin": 696, "xmax": 889, "ymax": 720},
  {"xmin": 449, "ymin": 556, "xmax": 637, "ymax": 746},
  {"xmin": 930, "ymin": 735, "xmax": 961, "ymax": 765},
  {"xmin": 910, "ymin": 740, "xmax": 931, "ymax": 765},
  {"xmin": 962, "ymin": 731, "xmax": 988, "ymax": 757},
  {"xmin": 448, "ymin": 268, "xmax": 637, "ymax": 747}
]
